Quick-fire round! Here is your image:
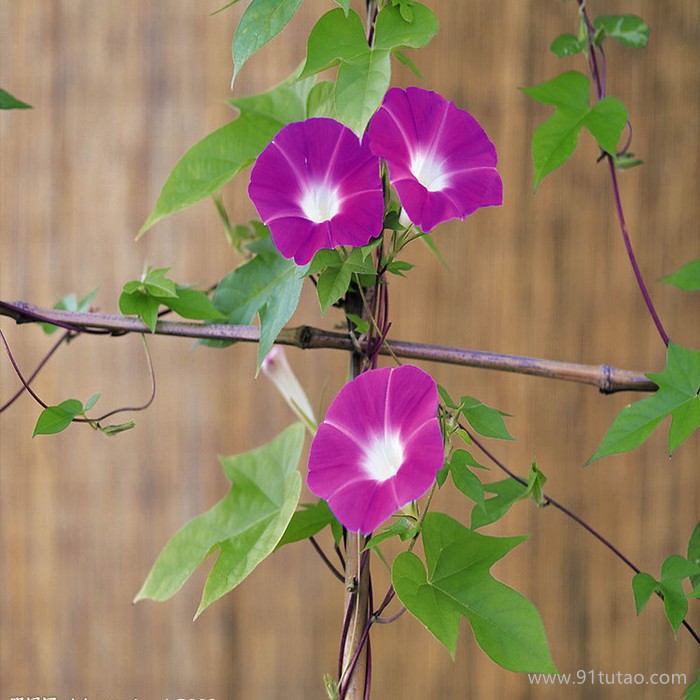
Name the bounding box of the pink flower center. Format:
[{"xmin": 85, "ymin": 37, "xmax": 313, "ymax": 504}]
[
  {"xmin": 363, "ymin": 432, "xmax": 404, "ymax": 481},
  {"xmin": 410, "ymin": 150, "xmax": 449, "ymax": 192},
  {"xmin": 301, "ymin": 182, "xmax": 341, "ymax": 223}
]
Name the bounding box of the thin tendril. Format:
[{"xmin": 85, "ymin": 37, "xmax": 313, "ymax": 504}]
[
  {"xmin": 90, "ymin": 333, "xmax": 156, "ymax": 421},
  {"xmin": 0, "ymin": 330, "xmax": 73, "ymax": 413},
  {"xmin": 0, "ymin": 329, "xmax": 50, "ymax": 409}
]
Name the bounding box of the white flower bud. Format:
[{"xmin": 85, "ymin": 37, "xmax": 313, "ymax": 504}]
[{"xmin": 261, "ymin": 346, "xmax": 316, "ymax": 431}]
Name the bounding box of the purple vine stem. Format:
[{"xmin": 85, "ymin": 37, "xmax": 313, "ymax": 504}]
[
  {"xmin": 467, "ymin": 428, "xmax": 699, "ymax": 645},
  {"xmin": 578, "ymin": 0, "xmax": 670, "ymax": 347}
]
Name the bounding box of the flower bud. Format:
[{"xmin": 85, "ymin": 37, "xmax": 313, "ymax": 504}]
[{"xmin": 261, "ymin": 346, "xmax": 316, "ymax": 430}]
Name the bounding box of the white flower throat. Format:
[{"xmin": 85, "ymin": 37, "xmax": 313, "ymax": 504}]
[
  {"xmin": 410, "ymin": 150, "xmax": 449, "ymax": 192},
  {"xmin": 301, "ymin": 182, "xmax": 341, "ymax": 223},
  {"xmin": 363, "ymin": 432, "xmax": 405, "ymax": 482}
]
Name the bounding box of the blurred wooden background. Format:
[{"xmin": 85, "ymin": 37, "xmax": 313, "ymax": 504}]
[{"xmin": 1, "ymin": 1, "xmax": 698, "ymax": 698}]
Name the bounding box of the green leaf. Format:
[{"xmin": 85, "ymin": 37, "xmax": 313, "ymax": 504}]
[
  {"xmin": 631, "ymin": 571, "xmax": 657, "ymax": 614},
  {"xmin": 683, "ymin": 670, "xmax": 700, "ymax": 700},
  {"xmin": 343, "ymin": 247, "xmax": 377, "ymax": 274},
  {"xmin": 588, "ymin": 342, "xmax": 700, "ymax": 462},
  {"xmin": 335, "ymin": 48, "xmax": 391, "ymax": 134},
  {"xmin": 373, "ymin": 2, "xmax": 438, "ymax": 52},
  {"xmin": 139, "ymin": 77, "xmax": 310, "ymax": 236},
  {"xmin": 593, "ymin": 15, "xmax": 650, "ymax": 49},
  {"xmin": 300, "ymin": 4, "xmax": 435, "ymax": 134},
  {"xmin": 393, "ymin": 549, "xmax": 461, "ymax": 655},
  {"xmin": 345, "ymin": 313, "xmax": 369, "ymax": 334},
  {"xmin": 470, "ymin": 478, "xmax": 529, "ymax": 529},
  {"xmin": 213, "ymin": 238, "xmax": 307, "ymax": 370},
  {"xmin": 336, "ymin": 1, "xmax": 436, "ymax": 133},
  {"xmin": 166, "ymin": 288, "xmax": 226, "ymax": 322},
  {"xmin": 83, "ymin": 393, "xmax": 101, "ymax": 412},
  {"xmin": 100, "ymin": 421, "xmax": 136, "ymax": 436},
  {"xmin": 523, "ymin": 70, "xmax": 590, "ymax": 110},
  {"xmin": 437, "ymin": 384, "xmax": 458, "ymax": 410},
  {"xmin": 0, "ymin": 88, "xmax": 32, "ymax": 109},
  {"xmin": 447, "ymin": 450, "xmax": 487, "ymax": 508},
  {"xmin": 364, "ymin": 517, "xmax": 417, "ymax": 551},
  {"xmin": 119, "ymin": 289, "xmax": 161, "ymax": 332},
  {"xmin": 393, "ymin": 512, "xmax": 555, "ymax": 671},
  {"xmin": 316, "ymin": 263, "xmax": 353, "ymax": 314},
  {"xmin": 613, "ymin": 151, "xmax": 644, "ymax": 170},
  {"xmin": 527, "ymin": 108, "xmax": 586, "ymax": 190},
  {"xmin": 119, "ymin": 269, "xmax": 224, "ymax": 328},
  {"xmin": 306, "ymin": 80, "xmax": 338, "ymax": 119},
  {"xmin": 585, "ymin": 97, "xmax": 628, "ymax": 155},
  {"xmin": 659, "ymin": 555, "xmax": 700, "ymax": 634},
  {"xmin": 386, "ymin": 260, "xmax": 414, "ymax": 277},
  {"xmin": 33, "ymin": 399, "xmax": 84, "ymax": 436},
  {"xmin": 300, "ymin": 9, "xmax": 368, "ymax": 79},
  {"xmin": 393, "ymin": 50, "xmax": 423, "ymax": 79},
  {"xmin": 522, "ymin": 71, "xmax": 627, "ymax": 190},
  {"xmin": 632, "ymin": 555, "xmax": 700, "ymax": 634},
  {"xmin": 391, "ymin": 0, "xmax": 414, "ymax": 23},
  {"xmin": 550, "ymin": 33, "xmax": 585, "ymax": 57},
  {"xmin": 459, "ymin": 396, "xmax": 514, "ymax": 440},
  {"xmin": 525, "ymin": 460, "xmax": 547, "ymax": 507},
  {"xmin": 420, "ymin": 232, "xmax": 451, "ymax": 271},
  {"xmin": 40, "ymin": 288, "xmax": 98, "ymax": 335},
  {"xmin": 139, "ymin": 116, "xmax": 279, "ymax": 235},
  {"xmin": 314, "ymin": 248, "xmax": 375, "ymax": 313},
  {"xmin": 659, "ymin": 259, "xmax": 700, "ymax": 291},
  {"xmin": 228, "ymin": 74, "xmax": 313, "ymax": 123},
  {"xmin": 324, "ymin": 674, "xmax": 340, "ymax": 700},
  {"xmin": 231, "ymin": 0, "xmax": 303, "ymax": 85},
  {"xmin": 142, "ymin": 267, "xmax": 178, "ymax": 298},
  {"xmin": 276, "ymin": 499, "xmax": 337, "ymax": 548},
  {"xmin": 688, "ymin": 521, "xmax": 700, "ymax": 589},
  {"xmin": 135, "ymin": 424, "xmax": 304, "ymax": 617}
]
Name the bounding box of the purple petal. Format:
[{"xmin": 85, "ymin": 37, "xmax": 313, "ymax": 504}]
[
  {"xmin": 307, "ymin": 424, "xmax": 369, "ymax": 498},
  {"xmin": 307, "ymin": 365, "xmax": 444, "ymax": 534},
  {"xmin": 368, "ymin": 87, "xmax": 503, "ymax": 232},
  {"xmin": 325, "ymin": 478, "xmax": 399, "ymax": 534},
  {"xmin": 268, "ymin": 217, "xmax": 338, "ymax": 266},
  {"xmin": 385, "ymin": 364, "xmax": 440, "ymax": 438},
  {"xmin": 249, "ymin": 118, "xmax": 384, "ymax": 264},
  {"xmin": 323, "ymin": 367, "xmax": 391, "ymax": 445},
  {"xmin": 394, "ymin": 422, "xmax": 445, "ymax": 504}
]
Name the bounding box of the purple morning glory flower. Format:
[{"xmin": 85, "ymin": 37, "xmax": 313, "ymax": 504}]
[
  {"xmin": 368, "ymin": 87, "xmax": 503, "ymax": 232},
  {"xmin": 307, "ymin": 364, "xmax": 444, "ymax": 534},
  {"xmin": 248, "ymin": 118, "xmax": 385, "ymax": 265}
]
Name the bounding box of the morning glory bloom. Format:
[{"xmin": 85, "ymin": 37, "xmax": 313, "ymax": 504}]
[
  {"xmin": 248, "ymin": 118, "xmax": 385, "ymax": 265},
  {"xmin": 368, "ymin": 87, "xmax": 503, "ymax": 232},
  {"xmin": 307, "ymin": 365, "xmax": 444, "ymax": 534}
]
